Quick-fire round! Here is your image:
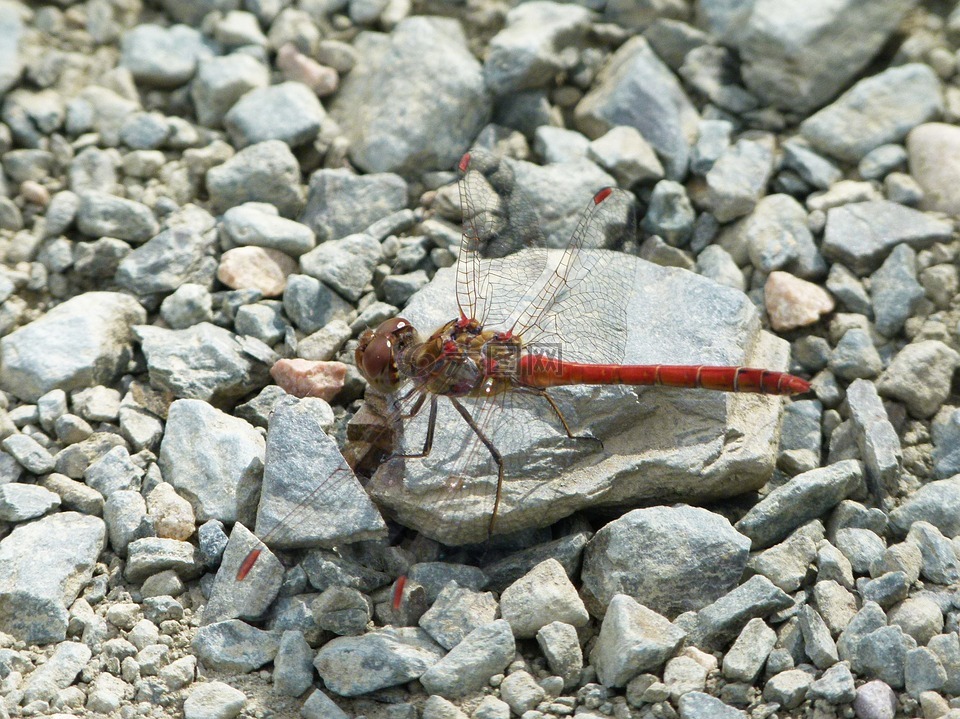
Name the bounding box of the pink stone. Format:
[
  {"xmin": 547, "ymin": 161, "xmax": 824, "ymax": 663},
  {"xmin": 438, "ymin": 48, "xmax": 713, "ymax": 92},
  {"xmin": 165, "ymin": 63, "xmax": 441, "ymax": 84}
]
[
  {"xmin": 217, "ymin": 246, "xmax": 297, "ymax": 297},
  {"xmin": 270, "ymin": 359, "xmax": 348, "ymax": 402},
  {"xmin": 20, "ymin": 180, "xmax": 50, "ymax": 206},
  {"xmin": 764, "ymin": 271, "xmax": 835, "ymax": 331},
  {"xmin": 276, "ymin": 43, "xmax": 339, "ymax": 97}
]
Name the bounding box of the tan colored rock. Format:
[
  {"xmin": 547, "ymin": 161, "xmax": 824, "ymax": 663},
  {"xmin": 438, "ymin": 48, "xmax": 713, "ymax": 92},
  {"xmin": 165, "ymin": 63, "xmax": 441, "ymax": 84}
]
[
  {"xmin": 276, "ymin": 44, "xmax": 339, "ymax": 97},
  {"xmin": 217, "ymin": 246, "xmax": 297, "ymax": 297},
  {"xmin": 907, "ymin": 122, "xmax": 960, "ymax": 214},
  {"xmin": 764, "ymin": 271, "xmax": 835, "ymax": 331},
  {"xmin": 147, "ymin": 482, "xmax": 196, "ymax": 541},
  {"xmin": 270, "ymin": 359, "xmax": 347, "ymax": 402}
]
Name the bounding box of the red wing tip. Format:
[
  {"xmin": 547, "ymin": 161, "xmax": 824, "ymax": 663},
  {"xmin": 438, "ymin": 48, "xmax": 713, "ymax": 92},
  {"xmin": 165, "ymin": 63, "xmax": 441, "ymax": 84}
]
[
  {"xmin": 594, "ymin": 187, "xmax": 613, "ymax": 204},
  {"xmin": 236, "ymin": 549, "xmax": 261, "ymax": 581},
  {"xmin": 392, "ymin": 575, "xmax": 407, "ymax": 610},
  {"xmin": 784, "ymin": 375, "xmax": 812, "ymax": 395},
  {"xmin": 458, "ymin": 153, "xmax": 471, "ymax": 173}
]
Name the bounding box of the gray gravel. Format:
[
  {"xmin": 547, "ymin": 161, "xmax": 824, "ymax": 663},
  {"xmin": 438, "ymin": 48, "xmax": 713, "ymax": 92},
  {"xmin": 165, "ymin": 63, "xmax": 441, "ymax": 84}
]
[{"xmin": 1, "ymin": 1, "xmax": 960, "ymax": 718}]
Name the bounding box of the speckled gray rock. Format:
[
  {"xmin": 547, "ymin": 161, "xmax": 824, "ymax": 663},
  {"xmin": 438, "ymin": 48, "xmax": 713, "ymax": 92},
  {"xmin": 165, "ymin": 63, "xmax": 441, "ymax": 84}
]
[
  {"xmin": 299, "ymin": 169, "xmax": 407, "ymax": 244},
  {"xmin": 705, "ymin": 136, "xmax": 774, "ymax": 222},
  {"xmin": 582, "ymin": 505, "xmax": 749, "ymax": 618},
  {"xmin": 735, "ymin": 460, "xmax": 863, "ymax": 549},
  {"xmin": 331, "ymin": 16, "xmax": 489, "ymax": 174},
  {"xmin": 206, "ymin": 140, "xmax": 305, "ymax": 217},
  {"xmin": 906, "ymin": 522, "xmax": 960, "ymax": 585},
  {"xmin": 419, "ymin": 582, "xmax": 498, "ymax": 650},
  {"xmin": 182, "ymin": 681, "xmax": 246, "ymax": 719},
  {"xmin": 822, "ymin": 201, "xmax": 951, "ymax": 275},
  {"xmin": 677, "ymin": 691, "xmax": 745, "ymax": 719},
  {"xmin": 748, "ymin": 521, "xmax": 823, "ymax": 593},
  {"xmin": 778, "ymin": 399, "xmax": 822, "ymax": 475},
  {"xmin": 191, "ymin": 54, "xmax": 270, "ymax": 129},
  {"xmin": 1, "ymin": 434, "xmax": 55, "ymax": 475},
  {"xmin": 135, "ymin": 323, "xmax": 271, "ymax": 404},
  {"xmin": 857, "ymin": 625, "xmax": 915, "ymax": 688},
  {"xmin": 115, "ymin": 227, "xmax": 218, "ymax": 299},
  {"xmin": 299, "ymin": 232, "xmax": 381, "ymax": 302},
  {"xmin": 500, "ymin": 558, "xmax": 588, "ymax": 637},
  {"xmin": 0, "ymin": 292, "xmax": 145, "ymax": 402},
  {"xmin": 125, "ymin": 537, "xmax": 202, "ymax": 582},
  {"xmin": 641, "ymin": 180, "xmax": 693, "ymax": 246},
  {"xmin": 76, "ymin": 191, "xmax": 158, "ymax": 244},
  {"xmin": 159, "ymin": 399, "xmax": 264, "ymax": 524},
  {"xmin": 201, "ymin": 522, "xmax": 283, "ymax": 625},
  {"xmin": 738, "ymin": 0, "xmax": 917, "ymax": 114},
  {"xmin": 192, "ymin": 620, "xmax": 281, "ymax": 673},
  {"xmin": 829, "ymin": 328, "xmax": 882, "ymax": 381},
  {"xmin": 932, "ymin": 409, "xmax": 960, "ymax": 479},
  {"xmin": 536, "ymin": 621, "xmax": 582, "ymax": 688},
  {"xmin": 575, "ymin": 36, "xmax": 699, "ymax": 179},
  {"xmin": 800, "ymin": 605, "xmax": 839, "ymax": 669},
  {"xmin": 877, "ymin": 341, "xmax": 960, "ymax": 419},
  {"xmin": 722, "ymin": 617, "xmax": 776, "ymax": 683},
  {"xmin": 724, "ymin": 193, "xmax": 820, "ymax": 278},
  {"xmin": 0, "ymin": 483, "xmax": 60, "ymax": 521},
  {"xmin": 929, "ymin": 634, "xmax": 960, "ymax": 694},
  {"xmin": 588, "ymin": 126, "xmax": 665, "ymax": 188},
  {"xmin": 418, "ymin": 619, "xmax": 514, "ymax": 699},
  {"xmin": 889, "ymin": 477, "xmax": 960, "ymax": 538},
  {"xmin": 484, "ymin": 1, "xmax": 591, "ymax": 96},
  {"xmin": 826, "ymin": 264, "xmax": 872, "ymax": 315},
  {"xmin": 688, "ymin": 575, "xmax": 793, "ymax": 649},
  {"xmin": 870, "ymin": 244, "xmax": 924, "ymax": 338},
  {"xmin": 800, "ymin": 64, "xmax": 942, "ymax": 162},
  {"xmin": 689, "ymin": 119, "xmax": 732, "ymax": 176},
  {"xmin": 367, "ymin": 248, "xmax": 793, "ymax": 544},
  {"xmin": 300, "ymin": 689, "xmax": 349, "ymax": 719},
  {"xmin": 763, "ymin": 668, "xmax": 813, "ymax": 710},
  {"xmin": 225, "ymin": 82, "xmax": 325, "ymax": 149},
  {"xmin": 120, "ymin": 24, "xmax": 211, "ymax": 88},
  {"xmin": 590, "ymin": 594, "xmax": 685, "ymax": 687},
  {"xmin": 781, "ymin": 139, "xmax": 842, "ymax": 190},
  {"xmin": 282, "ymin": 274, "xmax": 352, "ymax": 334},
  {"xmin": 846, "ymin": 379, "xmax": 902, "ymax": 499},
  {"xmin": 272, "ymin": 630, "xmax": 313, "ymax": 698},
  {"xmin": 0, "ymin": 512, "xmax": 106, "ymax": 643},
  {"xmin": 254, "ymin": 396, "xmax": 385, "ymax": 548},
  {"xmin": 221, "ymin": 204, "xmax": 315, "ymax": 256}
]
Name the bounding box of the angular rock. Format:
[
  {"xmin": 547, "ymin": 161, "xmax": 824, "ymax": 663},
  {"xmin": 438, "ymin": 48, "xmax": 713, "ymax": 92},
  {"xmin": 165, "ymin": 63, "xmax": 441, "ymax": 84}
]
[
  {"xmin": 889, "ymin": 477, "xmax": 960, "ymax": 538},
  {"xmin": 0, "ymin": 292, "xmax": 145, "ymax": 402},
  {"xmin": 225, "ymin": 81, "xmax": 325, "ymax": 149},
  {"xmin": 575, "ymin": 37, "xmax": 699, "ymax": 179},
  {"xmin": 800, "ymin": 64, "xmax": 942, "ymax": 162},
  {"xmin": 499, "ymin": 558, "xmax": 588, "ymax": 637},
  {"xmin": 115, "ymin": 227, "xmax": 218, "ymax": 299},
  {"xmin": 192, "ymin": 619, "xmax": 281, "ymax": 673},
  {"xmin": 206, "ymin": 140, "xmax": 304, "ymax": 217},
  {"xmin": 159, "ymin": 399, "xmax": 264, "ymax": 524},
  {"xmin": 316, "ymin": 626, "xmax": 446, "ymax": 697},
  {"xmin": 330, "ymin": 17, "xmax": 489, "ymax": 175},
  {"xmin": 0, "ymin": 512, "xmax": 106, "ymax": 643},
  {"xmin": 877, "ymin": 341, "xmax": 960, "ymax": 419},
  {"xmin": 590, "ymin": 594, "xmax": 685, "ymax": 688},
  {"xmin": 582, "ymin": 505, "xmax": 749, "ymax": 617},
  {"xmin": 77, "ymin": 191, "xmax": 159, "ymax": 244}
]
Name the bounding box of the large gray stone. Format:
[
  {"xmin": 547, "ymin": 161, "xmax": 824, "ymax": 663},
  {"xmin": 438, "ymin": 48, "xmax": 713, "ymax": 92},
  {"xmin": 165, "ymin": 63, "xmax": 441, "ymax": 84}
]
[
  {"xmin": 582, "ymin": 505, "xmax": 750, "ymax": 617},
  {"xmin": 364, "ymin": 249, "xmax": 792, "ymax": 545},
  {"xmin": 0, "ymin": 292, "xmax": 145, "ymax": 402},
  {"xmin": 330, "ymin": 17, "xmax": 489, "ymax": 175}
]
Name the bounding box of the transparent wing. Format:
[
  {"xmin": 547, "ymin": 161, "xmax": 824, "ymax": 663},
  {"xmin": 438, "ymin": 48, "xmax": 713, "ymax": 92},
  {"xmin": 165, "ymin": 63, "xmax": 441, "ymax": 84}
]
[
  {"xmin": 512, "ymin": 188, "xmax": 638, "ymax": 365},
  {"xmin": 456, "ymin": 150, "xmax": 548, "ymax": 328}
]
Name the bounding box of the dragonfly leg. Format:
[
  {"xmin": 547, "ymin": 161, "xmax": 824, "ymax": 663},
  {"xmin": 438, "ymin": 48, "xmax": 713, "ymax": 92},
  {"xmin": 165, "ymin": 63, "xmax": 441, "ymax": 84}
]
[
  {"xmin": 516, "ymin": 387, "xmax": 604, "ymax": 450},
  {"xmin": 390, "ymin": 395, "xmax": 438, "ymax": 460},
  {"xmin": 398, "ymin": 390, "xmax": 427, "ymax": 420},
  {"xmin": 449, "ymin": 397, "xmax": 504, "ymax": 537}
]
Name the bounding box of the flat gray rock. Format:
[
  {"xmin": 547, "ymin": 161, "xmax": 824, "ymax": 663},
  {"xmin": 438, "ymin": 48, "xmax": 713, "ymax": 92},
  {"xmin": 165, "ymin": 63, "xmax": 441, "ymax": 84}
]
[
  {"xmin": 800, "ymin": 64, "xmax": 943, "ymax": 163},
  {"xmin": 115, "ymin": 226, "xmax": 218, "ymax": 299},
  {"xmin": 253, "ymin": 396, "xmax": 386, "ymax": 549},
  {"xmin": 0, "ymin": 292, "xmax": 145, "ymax": 402},
  {"xmin": 889, "ymin": 477, "xmax": 960, "ymax": 538},
  {"xmin": 738, "ymin": 0, "xmax": 918, "ymax": 113},
  {"xmin": 299, "ymin": 169, "xmax": 408, "ymax": 244},
  {"xmin": 120, "ymin": 23, "xmax": 210, "ymax": 88},
  {"xmin": 77, "ymin": 191, "xmax": 159, "ymax": 244},
  {"xmin": 418, "ymin": 582, "xmax": 499, "ymax": 650},
  {"xmin": 821, "ymin": 201, "xmax": 951, "ymax": 276},
  {"xmin": 688, "ymin": 575, "xmax": 793, "ymax": 649},
  {"xmin": 0, "ymin": 511, "xmax": 105, "ymax": 643},
  {"xmin": 125, "ymin": 537, "xmax": 202, "ymax": 583},
  {"xmin": 159, "ymin": 398, "xmax": 265, "ymax": 524},
  {"xmin": 192, "ymin": 619, "xmax": 281, "ymax": 673},
  {"xmin": 365, "ymin": 249, "xmax": 792, "ymax": 545},
  {"xmin": 315, "ymin": 626, "xmax": 446, "ymax": 697},
  {"xmin": 330, "ymin": 17, "xmax": 489, "ymax": 175},
  {"xmin": 735, "ymin": 460, "xmax": 863, "ymax": 549},
  {"xmin": 581, "ymin": 505, "xmax": 750, "ymax": 618},
  {"xmin": 575, "ymin": 36, "xmax": 699, "ymax": 179},
  {"xmin": 135, "ymin": 323, "xmax": 271, "ymax": 404},
  {"xmin": 191, "ymin": 54, "xmax": 270, "ymax": 129}
]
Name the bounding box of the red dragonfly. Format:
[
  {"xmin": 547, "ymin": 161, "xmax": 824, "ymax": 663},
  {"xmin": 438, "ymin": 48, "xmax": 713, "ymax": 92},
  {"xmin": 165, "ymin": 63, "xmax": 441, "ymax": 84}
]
[{"xmin": 239, "ymin": 150, "xmax": 808, "ymax": 578}]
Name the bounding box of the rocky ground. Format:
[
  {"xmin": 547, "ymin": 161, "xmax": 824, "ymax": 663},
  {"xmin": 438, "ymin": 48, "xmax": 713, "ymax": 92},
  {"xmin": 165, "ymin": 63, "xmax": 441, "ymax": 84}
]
[{"xmin": 0, "ymin": 0, "xmax": 959, "ymax": 719}]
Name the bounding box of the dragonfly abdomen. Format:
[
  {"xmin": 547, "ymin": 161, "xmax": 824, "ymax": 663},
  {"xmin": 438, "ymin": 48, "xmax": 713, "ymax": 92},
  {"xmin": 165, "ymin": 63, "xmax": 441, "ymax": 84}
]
[{"xmin": 519, "ymin": 356, "xmax": 810, "ymax": 395}]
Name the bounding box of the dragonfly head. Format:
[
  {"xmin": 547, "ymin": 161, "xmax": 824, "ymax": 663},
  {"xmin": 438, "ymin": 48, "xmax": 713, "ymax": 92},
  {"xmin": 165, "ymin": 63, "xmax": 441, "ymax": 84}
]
[{"xmin": 356, "ymin": 317, "xmax": 419, "ymax": 392}]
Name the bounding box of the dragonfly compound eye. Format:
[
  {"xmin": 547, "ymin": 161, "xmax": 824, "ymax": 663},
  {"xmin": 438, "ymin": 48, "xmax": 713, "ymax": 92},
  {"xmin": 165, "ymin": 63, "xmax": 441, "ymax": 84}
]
[{"xmin": 356, "ymin": 318, "xmax": 416, "ymax": 392}]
